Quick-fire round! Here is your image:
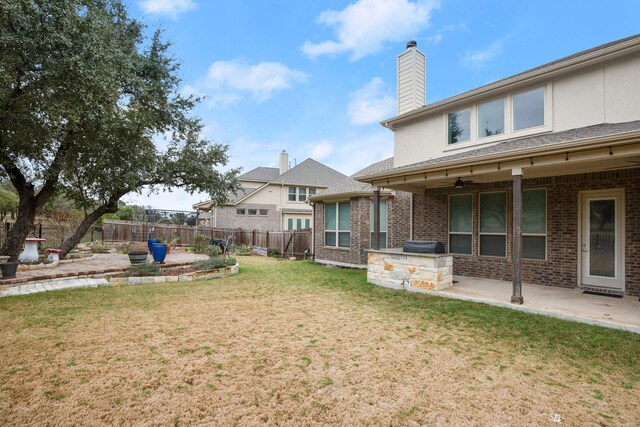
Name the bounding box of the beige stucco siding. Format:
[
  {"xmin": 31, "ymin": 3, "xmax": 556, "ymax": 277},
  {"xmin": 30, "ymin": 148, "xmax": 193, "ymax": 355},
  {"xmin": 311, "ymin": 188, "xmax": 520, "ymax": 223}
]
[
  {"xmin": 394, "ymin": 115, "xmax": 444, "ymax": 167},
  {"xmin": 604, "ymin": 56, "xmax": 640, "ymax": 123},
  {"xmin": 553, "ymin": 68, "xmax": 605, "ymax": 131}
]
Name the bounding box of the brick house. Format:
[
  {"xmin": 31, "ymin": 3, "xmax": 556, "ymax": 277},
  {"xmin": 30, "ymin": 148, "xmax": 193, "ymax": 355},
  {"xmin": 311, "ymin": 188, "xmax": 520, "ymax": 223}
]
[
  {"xmin": 309, "ymin": 158, "xmax": 412, "ymax": 268},
  {"xmin": 354, "ymin": 35, "xmax": 640, "ymax": 300},
  {"xmin": 194, "ymin": 151, "xmax": 347, "ymax": 231}
]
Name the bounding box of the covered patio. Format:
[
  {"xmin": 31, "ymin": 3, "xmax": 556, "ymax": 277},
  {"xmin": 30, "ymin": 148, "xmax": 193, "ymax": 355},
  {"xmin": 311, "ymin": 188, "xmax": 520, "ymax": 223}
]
[
  {"xmin": 419, "ymin": 275, "xmax": 640, "ymax": 333},
  {"xmin": 364, "ymin": 122, "xmax": 640, "ymax": 303}
]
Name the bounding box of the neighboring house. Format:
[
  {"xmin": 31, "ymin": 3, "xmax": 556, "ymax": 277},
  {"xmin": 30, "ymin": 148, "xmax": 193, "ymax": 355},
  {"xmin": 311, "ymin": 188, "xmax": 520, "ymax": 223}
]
[
  {"xmin": 309, "ymin": 158, "xmax": 412, "ymax": 268},
  {"xmin": 194, "ymin": 151, "xmax": 347, "ymax": 231},
  {"xmin": 354, "ymin": 36, "xmax": 640, "ymax": 298}
]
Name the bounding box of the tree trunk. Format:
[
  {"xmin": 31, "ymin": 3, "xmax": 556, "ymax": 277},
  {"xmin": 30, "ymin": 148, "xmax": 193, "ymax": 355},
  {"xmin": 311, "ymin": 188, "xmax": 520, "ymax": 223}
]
[
  {"xmin": 58, "ymin": 201, "xmax": 120, "ymax": 259},
  {"xmin": 0, "ymin": 191, "xmax": 38, "ymax": 261}
]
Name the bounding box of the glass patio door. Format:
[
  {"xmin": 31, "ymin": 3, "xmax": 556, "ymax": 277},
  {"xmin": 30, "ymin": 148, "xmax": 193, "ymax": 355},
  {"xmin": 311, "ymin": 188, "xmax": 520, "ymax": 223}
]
[{"xmin": 580, "ymin": 190, "xmax": 624, "ymax": 290}]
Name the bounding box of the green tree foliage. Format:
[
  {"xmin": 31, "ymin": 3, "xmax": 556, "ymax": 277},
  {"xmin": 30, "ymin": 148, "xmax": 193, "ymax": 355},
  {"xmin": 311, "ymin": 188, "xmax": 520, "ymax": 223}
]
[
  {"xmin": 0, "ymin": 187, "xmax": 18, "ymax": 221},
  {"xmin": 0, "ymin": 1, "xmax": 239, "ymax": 259}
]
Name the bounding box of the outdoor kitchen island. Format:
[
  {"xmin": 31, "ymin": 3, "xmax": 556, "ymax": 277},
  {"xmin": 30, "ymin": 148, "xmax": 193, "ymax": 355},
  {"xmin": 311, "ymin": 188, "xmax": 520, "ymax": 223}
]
[{"xmin": 366, "ymin": 247, "xmax": 453, "ymax": 291}]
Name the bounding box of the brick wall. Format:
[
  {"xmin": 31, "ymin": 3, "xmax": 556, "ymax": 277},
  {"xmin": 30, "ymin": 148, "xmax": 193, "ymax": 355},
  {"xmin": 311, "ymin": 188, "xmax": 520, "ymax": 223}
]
[
  {"xmin": 214, "ymin": 203, "xmax": 281, "ymax": 230},
  {"xmin": 313, "ymin": 191, "xmax": 413, "ymax": 267},
  {"xmin": 412, "ymin": 169, "xmax": 640, "ymax": 296}
]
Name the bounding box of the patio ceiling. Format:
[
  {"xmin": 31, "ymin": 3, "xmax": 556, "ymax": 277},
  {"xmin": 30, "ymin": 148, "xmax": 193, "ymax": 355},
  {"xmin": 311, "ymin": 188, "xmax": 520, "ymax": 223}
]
[{"xmin": 367, "ymin": 138, "xmax": 640, "ymax": 193}]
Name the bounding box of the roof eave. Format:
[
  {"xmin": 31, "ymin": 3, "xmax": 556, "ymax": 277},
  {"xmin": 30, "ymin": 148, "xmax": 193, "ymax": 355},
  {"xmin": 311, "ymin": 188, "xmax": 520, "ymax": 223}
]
[
  {"xmin": 381, "ymin": 36, "xmax": 640, "ymax": 129},
  {"xmin": 356, "ymin": 129, "xmax": 640, "ymax": 182}
]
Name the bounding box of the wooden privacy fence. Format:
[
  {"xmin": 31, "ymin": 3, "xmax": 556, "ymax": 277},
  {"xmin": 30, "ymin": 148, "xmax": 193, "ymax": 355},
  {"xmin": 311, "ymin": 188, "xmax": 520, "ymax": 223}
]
[{"xmin": 101, "ymin": 220, "xmax": 313, "ymax": 257}]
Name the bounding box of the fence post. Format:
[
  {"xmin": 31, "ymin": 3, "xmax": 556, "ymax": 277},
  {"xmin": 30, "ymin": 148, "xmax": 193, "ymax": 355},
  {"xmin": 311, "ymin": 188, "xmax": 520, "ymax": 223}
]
[{"xmin": 38, "ymin": 223, "xmax": 43, "ymax": 238}]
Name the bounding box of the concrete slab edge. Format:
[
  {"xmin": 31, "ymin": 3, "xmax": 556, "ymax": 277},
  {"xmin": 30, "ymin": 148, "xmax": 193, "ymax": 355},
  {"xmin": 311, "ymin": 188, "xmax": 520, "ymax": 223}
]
[{"xmin": 367, "ymin": 280, "xmax": 640, "ymax": 334}]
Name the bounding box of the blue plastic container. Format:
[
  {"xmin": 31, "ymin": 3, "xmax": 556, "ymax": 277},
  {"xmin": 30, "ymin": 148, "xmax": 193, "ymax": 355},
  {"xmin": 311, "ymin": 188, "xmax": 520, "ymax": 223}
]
[
  {"xmin": 147, "ymin": 239, "xmax": 159, "ymax": 253},
  {"xmin": 151, "ymin": 243, "xmax": 167, "ymax": 263}
]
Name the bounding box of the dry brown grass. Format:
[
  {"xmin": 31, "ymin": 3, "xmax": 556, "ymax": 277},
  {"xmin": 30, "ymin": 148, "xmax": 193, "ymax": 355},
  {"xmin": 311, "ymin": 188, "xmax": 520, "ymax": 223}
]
[{"xmin": 0, "ymin": 256, "xmax": 638, "ymax": 426}]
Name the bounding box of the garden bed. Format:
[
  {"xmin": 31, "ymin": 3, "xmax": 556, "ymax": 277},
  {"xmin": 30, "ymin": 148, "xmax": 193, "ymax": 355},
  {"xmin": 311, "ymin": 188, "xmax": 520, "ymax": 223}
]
[{"xmin": 108, "ymin": 262, "xmax": 239, "ymax": 286}]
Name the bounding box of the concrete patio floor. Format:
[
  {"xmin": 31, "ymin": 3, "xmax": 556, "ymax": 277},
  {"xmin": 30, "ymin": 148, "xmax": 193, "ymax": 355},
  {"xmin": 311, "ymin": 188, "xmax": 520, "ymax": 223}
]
[{"xmin": 429, "ymin": 276, "xmax": 640, "ymax": 333}]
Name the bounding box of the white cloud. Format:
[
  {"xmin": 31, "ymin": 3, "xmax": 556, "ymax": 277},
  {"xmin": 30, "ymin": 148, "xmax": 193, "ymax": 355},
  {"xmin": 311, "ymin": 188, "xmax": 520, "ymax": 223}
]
[
  {"xmin": 309, "ymin": 141, "xmax": 334, "ymax": 160},
  {"xmin": 302, "ymin": 0, "xmax": 440, "ymax": 61},
  {"xmin": 347, "ymin": 78, "xmax": 394, "ymax": 125},
  {"xmin": 139, "ymin": 0, "xmax": 196, "ymax": 19},
  {"xmin": 461, "ymin": 40, "xmax": 504, "ymax": 69},
  {"xmin": 425, "ymin": 34, "xmax": 443, "ymax": 45},
  {"xmin": 194, "ymin": 60, "xmax": 308, "ymax": 105}
]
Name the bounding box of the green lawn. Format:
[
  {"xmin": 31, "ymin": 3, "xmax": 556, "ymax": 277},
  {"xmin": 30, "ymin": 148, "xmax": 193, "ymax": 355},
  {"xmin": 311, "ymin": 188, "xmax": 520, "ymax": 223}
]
[{"xmin": 0, "ymin": 256, "xmax": 638, "ymax": 425}]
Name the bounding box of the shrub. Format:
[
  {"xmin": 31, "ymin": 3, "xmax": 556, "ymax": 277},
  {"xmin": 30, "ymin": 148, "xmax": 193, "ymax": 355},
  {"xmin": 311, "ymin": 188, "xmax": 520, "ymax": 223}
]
[
  {"xmin": 125, "ymin": 262, "xmax": 161, "ymax": 277},
  {"xmin": 204, "ymin": 244, "xmax": 222, "ymax": 257},
  {"xmin": 235, "ymin": 245, "xmax": 251, "ymax": 255},
  {"xmin": 192, "ymin": 235, "xmax": 208, "ymax": 254},
  {"xmin": 91, "ymin": 245, "xmax": 110, "ymax": 254},
  {"xmin": 194, "ymin": 256, "xmax": 236, "ymax": 271}
]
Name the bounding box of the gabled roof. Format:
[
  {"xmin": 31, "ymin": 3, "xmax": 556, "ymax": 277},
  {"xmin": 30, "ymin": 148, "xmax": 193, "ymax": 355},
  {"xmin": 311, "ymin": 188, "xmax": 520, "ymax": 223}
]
[
  {"xmin": 228, "ymin": 186, "xmax": 260, "ymax": 204},
  {"xmin": 356, "ymin": 121, "xmax": 640, "ymax": 181},
  {"xmin": 270, "ymin": 158, "xmax": 347, "ymax": 187},
  {"xmin": 384, "ymin": 33, "xmax": 640, "ymax": 128},
  {"xmin": 310, "ymin": 157, "xmax": 395, "ymax": 201},
  {"xmin": 238, "ymin": 167, "xmax": 280, "ymax": 182}
]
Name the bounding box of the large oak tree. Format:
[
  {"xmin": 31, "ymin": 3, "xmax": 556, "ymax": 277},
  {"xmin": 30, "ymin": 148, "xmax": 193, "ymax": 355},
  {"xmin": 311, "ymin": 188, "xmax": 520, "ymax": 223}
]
[{"xmin": 0, "ymin": 1, "xmax": 238, "ymax": 259}]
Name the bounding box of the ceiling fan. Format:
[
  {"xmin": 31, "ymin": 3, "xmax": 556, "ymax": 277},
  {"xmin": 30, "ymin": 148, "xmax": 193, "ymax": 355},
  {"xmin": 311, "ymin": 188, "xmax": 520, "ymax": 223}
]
[{"xmin": 440, "ymin": 177, "xmax": 474, "ymax": 188}]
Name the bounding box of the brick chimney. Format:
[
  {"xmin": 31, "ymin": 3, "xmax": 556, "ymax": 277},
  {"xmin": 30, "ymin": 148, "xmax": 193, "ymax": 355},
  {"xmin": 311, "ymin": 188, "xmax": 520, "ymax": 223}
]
[
  {"xmin": 279, "ymin": 150, "xmax": 289, "ymax": 175},
  {"xmin": 397, "ymin": 40, "xmax": 426, "ymax": 115}
]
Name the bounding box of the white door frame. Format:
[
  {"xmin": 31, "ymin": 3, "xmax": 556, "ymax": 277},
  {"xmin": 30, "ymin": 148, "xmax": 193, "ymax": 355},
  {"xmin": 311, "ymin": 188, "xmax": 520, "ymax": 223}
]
[{"xmin": 577, "ymin": 189, "xmax": 625, "ymax": 290}]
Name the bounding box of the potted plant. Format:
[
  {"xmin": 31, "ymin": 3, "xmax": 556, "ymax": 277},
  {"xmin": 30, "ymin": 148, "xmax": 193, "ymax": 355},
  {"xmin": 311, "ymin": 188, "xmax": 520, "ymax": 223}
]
[
  {"xmin": 151, "ymin": 243, "xmax": 167, "ymax": 263},
  {"xmin": 167, "ymin": 236, "xmax": 179, "ymax": 254},
  {"xmin": 0, "ymin": 261, "xmax": 19, "ymax": 279},
  {"xmin": 147, "ymin": 238, "xmax": 159, "ymax": 252},
  {"xmin": 127, "ymin": 251, "xmax": 149, "ymax": 265}
]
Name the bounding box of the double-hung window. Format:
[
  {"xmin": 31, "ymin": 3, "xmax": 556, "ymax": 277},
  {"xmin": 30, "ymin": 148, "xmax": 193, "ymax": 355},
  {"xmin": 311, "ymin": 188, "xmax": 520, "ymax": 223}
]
[
  {"xmin": 449, "ymin": 194, "xmax": 472, "ymax": 254},
  {"xmin": 369, "ymin": 199, "xmax": 388, "ymax": 249},
  {"xmin": 325, "ymin": 202, "xmax": 350, "ymax": 248},
  {"xmin": 523, "ymin": 189, "xmax": 546, "ymax": 260},
  {"xmin": 288, "ymin": 187, "xmax": 316, "ymax": 202},
  {"xmin": 479, "ymin": 192, "xmax": 507, "ymax": 257}
]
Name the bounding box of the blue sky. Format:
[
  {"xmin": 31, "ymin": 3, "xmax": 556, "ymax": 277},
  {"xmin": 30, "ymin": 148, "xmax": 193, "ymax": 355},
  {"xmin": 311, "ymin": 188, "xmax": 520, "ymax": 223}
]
[{"xmin": 123, "ymin": 0, "xmax": 640, "ymax": 210}]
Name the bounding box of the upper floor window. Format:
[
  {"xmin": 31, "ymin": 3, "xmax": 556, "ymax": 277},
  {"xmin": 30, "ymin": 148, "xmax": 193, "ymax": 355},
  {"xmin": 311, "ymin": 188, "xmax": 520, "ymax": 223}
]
[
  {"xmin": 288, "ymin": 187, "xmax": 316, "ymax": 202},
  {"xmin": 513, "ymin": 87, "xmax": 545, "ymax": 131},
  {"xmin": 478, "ymin": 98, "xmax": 504, "ymax": 138},
  {"xmin": 447, "ymin": 108, "xmax": 471, "ymax": 144}
]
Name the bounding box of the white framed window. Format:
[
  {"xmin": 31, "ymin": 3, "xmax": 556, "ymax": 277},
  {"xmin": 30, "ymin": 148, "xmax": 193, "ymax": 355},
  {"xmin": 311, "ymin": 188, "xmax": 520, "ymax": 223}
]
[
  {"xmin": 248, "ymin": 209, "xmax": 257, "ymax": 216},
  {"xmin": 444, "ymin": 84, "xmax": 551, "ymax": 151},
  {"xmin": 259, "ymin": 209, "xmax": 268, "ymax": 216},
  {"xmin": 478, "ymin": 98, "xmax": 505, "ymax": 138},
  {"xmin": 513, "ymin": 87, "xmax": 545, "ymax": 131},
  {"xmin": 479, "ymin": 192, "xmax": 507, "ymax": 257},
  {"xmin": 523, "ymin": 188, "xmax": 547, "ymax": 260},
  {"xmin": 305, "ymin": 219, "xmax": 310, "ymax": 229},
  {"xmin": 447, "ymin": 108, "xmax": 471, "ymax": 144},
  {"xmin": 287, "ymin": 218, "xmax": 293, "ymax": 230},
  {"xmin": 324, "ymin": 202, "xmax": 350, "ymax": 248},
  {"xmin": 370, "ymin": 199, "xmax": 388, "ymax": 249},
  {"xmin": 288, "ymin": 186, "xmax": 315, "ymax": 202},
  {"xmin": 449, "ymin": 194, "xmax": 473, "ymax": 254},
  {"xmin": 236, "ymin": 209, "xmax": 246, "ymax": 216}
]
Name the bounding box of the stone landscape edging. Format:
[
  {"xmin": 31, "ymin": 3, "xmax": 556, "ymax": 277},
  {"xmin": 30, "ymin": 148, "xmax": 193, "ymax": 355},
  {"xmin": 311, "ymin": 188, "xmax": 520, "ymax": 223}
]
[{"xmin": 108, "ymin": 263, "xmax": 239, "ymax": 286}]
